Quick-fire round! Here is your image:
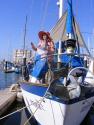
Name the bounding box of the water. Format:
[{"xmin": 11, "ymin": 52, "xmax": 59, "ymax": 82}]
[
  {"xmin": 0, "ymin": 71, "xmax": 20, "ymax": 89},
  {"xmin": 81, "ymin": 107, "xmax": 94, "ymax": 125},
  {"xmin": 0, "ymin": 101, "xmax": 38, "ymax": 125},
  {"xmin": 0, "ymin": 71, "xmax": 94, "ymax": 125},
  {"xmin": 0, "ymin": 71, "xmax": 37, "ymax": 125}
]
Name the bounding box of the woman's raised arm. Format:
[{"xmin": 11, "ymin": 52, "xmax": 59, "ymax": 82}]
[{"xmin": 31, "ymin": 42, "xmax": 37, "ymax": 51}]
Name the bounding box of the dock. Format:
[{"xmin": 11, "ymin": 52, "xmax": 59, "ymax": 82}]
[{"xmin": 0, "ymin": 88, "xmax": 16, "ymax": 116}]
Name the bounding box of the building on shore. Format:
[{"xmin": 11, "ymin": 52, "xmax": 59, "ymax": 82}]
[{"xmin": 13, "ymin": 49, "xmax": 33, "ymax": 65}]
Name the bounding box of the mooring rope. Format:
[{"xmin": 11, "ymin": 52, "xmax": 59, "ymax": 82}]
[
  {"xmin": 0, "ymin": 80, "xmax": 52, "ymax": 122},
  {"xmin": 0, "ymin": 105, "xmax": 27, "ymax": 120},
  {"xmin": 0, "ymin": 53, "xmax": 55, "ymax": 121}
]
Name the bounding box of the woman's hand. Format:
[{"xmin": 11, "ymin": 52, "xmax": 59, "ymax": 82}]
[
  {"xmin": 31, "ymin": 42, "xmax": 34, "ymax": 46},
  {"xmin": 31, "ymin": 42, "xmax": 37, "ymax": 51}
]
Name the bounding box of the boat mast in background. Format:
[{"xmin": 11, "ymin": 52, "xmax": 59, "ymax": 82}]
[
  {"xmin": 23, "ymin": 15, "xmax": 28, "ymax": 66},
  {"xmin": 23, "ymin": 15, "xmax": 28, "ymax": 56},
  {"xmin": 57, "ymin": 0, "xmax": 63, "ymax": 66}
]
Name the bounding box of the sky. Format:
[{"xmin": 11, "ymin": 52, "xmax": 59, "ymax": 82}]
[{"xmin": 0, "ymin": 0, "xmax": 94, "ymax": 61}]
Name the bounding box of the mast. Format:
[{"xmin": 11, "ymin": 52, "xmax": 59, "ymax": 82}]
[
  {"xmin": 57, "ymin": 0, "xmax": 63, "ymax": 64},
  {"xmin": 57, "ymin": 0, "xmax": 63, "ymax": 18},
  {"xmin": 23, "ymin": 15, "xmax": 28, "ymax": 66},
  {"xmin": 65, "ymin": 0, "xmax": 77, "ymax": 54},
  {"xmin": 23, "ymin": 15, "xmax": 28, "ymax": 56}
]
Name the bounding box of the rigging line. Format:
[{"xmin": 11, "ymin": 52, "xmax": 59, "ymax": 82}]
[
  {"xmin": 29, "ymin": 0, "xmax": 34, "ymax": 19},
  {"xmin": 25, "ymin": 97, "xmax": 32, "ymax": 113},
  {"xmin": 25, "ymin": 0, "xmax": 34, "ymax": 17},
  {"xmin": 73, "ymin": 16, "xmax": 80, "ymax": 54},
  {"xmin": 28, "ymin": 0, "xmax": 34, "ymax": 30},
  {"xmin": 40, "ymin": 0, "xmax": 50, "ymax": 30},
  {"xmin": 50, "ymin": 100, "xmax": 56, "ymax": 125},
  {"xmin": 24, "ymin": 0, "xmax": 34, "ymax": 49},
  {"xmin": 59, "ymin": 103, "xmax": 65, "ymax": 119},
  {"xmin": 77, "ymin": 27, "xmax": 91, "ymax": 57},
  {"xmin": 81, "ymin": 31, "xmax": 94, "ymax": 35},
  {"xmin": 37, "ymin": 1, "xmax": 44, "ymax": 31},
  {"xmin": 23, "ymin": 77, "xmax": 53, "ymax": 125},
  {"xmin": 89, "ymin": 0, "xmax": 94, "ymax": 23}
]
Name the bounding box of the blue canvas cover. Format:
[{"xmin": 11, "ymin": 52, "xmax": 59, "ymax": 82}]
[
  {"xmin": 71, "ymin": 56, "xmax": 84, "ymax": 67},
  {"xmin": 66, "ymin": 0, "xmax": 74, "ymax": 35},
  {"xmin": 60, "ymin": 54, "xmax": 71, "ymax": 64},
  {"xmin": 60, "ymin": 54, "xmax": 84, "ymax": 67}
]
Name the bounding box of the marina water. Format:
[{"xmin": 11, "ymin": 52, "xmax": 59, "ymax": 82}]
[
  {"xmin": 0, "ymin": 71, "xmax": 94, "ymax": 125},
  {"xmin": 0, "ymin": 71, "xmax": 20, "ymax": 90}
]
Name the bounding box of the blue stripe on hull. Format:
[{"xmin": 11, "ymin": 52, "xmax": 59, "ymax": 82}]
[
  {"xmin": 20, "ymin": 83, "xmax": 94, "ymax": 105},
  {"xmin": 21, "ymin": 83, "xmax": 47, "ymax": 97}
]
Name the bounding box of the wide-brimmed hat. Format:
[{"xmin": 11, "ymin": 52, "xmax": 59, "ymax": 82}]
[{"xmin": 38, "ymin": 31, "xmax": 52, "ymax": 41}]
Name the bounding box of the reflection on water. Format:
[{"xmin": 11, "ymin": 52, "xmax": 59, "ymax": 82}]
[{"xmin": 0, "ymin": 71, "xmax": 20, "ymax": 89}]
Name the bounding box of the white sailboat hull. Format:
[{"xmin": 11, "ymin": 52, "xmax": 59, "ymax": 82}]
[{"xmin": 21, "ymin": 84, "xmax": 94, "ymax": 125}]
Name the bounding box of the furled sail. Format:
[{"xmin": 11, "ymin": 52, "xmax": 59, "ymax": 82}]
[
  {"xmin": 51, "ymin": 1, "xmax": 88, "ymax": 49},
  {"xmin": 50, "ymin": 12, "xmax": 85, "ymax": 47}
]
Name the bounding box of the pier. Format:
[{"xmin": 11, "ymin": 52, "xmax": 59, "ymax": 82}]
[{"xmin": 0, "ymin": 88, "xmax": 16, "ymax": 116}]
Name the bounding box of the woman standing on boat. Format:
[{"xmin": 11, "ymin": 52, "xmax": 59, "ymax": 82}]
[{"xmin": 30, "ymin": 31, "xmax": 54, "ymax": 83}]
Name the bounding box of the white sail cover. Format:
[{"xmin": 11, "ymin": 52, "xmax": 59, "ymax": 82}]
[{"xmin": 50, "ymin": 11, "xmax": 86, "ymax": 47}]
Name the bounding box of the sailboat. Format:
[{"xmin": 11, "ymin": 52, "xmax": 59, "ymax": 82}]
[
  {"xmin": 20, "ymin": 0, "xmax": 94, "ymax": 125},
  {"xmin": 3, "ymin": 60, "xmax": 15, "ymax": 73}
]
